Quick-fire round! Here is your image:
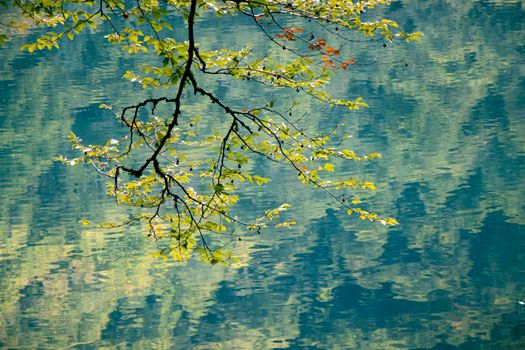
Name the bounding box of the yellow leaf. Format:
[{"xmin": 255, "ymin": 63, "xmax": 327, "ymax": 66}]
[
  {"xmin": 386, "ymin": 218, "xmax": 399, "ymax": 225},
  {"xmin": 362, "ymin": 182, "xmax": 376, "ymax": 190},
  {"xmin": 324, "ymin": 163, "xmax": 335, "ymax": 172}
]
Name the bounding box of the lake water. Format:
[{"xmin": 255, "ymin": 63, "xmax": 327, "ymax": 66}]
[{"xmin": 1, "ymin": 1, "xmax": 524, "ymax": 349}]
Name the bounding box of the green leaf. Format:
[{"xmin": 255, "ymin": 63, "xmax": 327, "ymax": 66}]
[
  {"xmin": 214, "ymin": 183, "xmax": 225, "ymax": 194},
  {"xmin": 0, "ymin": 34, "xmax": 9, "ymax": 44}
]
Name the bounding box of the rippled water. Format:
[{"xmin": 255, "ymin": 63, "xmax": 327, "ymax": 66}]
[{"xmin": 1, "ymin": 1, "xmax": 524, "ymax": 349}]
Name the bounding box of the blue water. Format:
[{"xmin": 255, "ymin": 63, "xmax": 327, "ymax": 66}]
[{"xmin": 1, "ymin": 1, "xmax": 524, "ymax": 349}]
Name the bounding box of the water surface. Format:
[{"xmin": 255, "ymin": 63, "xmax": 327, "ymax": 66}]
[{"xmin": 0, "ymin": 0, "xmax": 524, "ymax": 349}]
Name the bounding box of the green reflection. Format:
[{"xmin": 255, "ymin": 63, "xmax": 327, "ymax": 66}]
[{"xmin": 0, "ymin": 0, "xmax": 524, "ymax": 348}]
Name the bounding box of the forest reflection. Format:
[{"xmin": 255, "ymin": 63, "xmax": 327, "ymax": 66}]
[{"xmin": 0, "ymin": 0, "xmax": 524, "ymax": 348}]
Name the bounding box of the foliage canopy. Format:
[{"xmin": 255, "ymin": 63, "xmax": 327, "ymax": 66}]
[{"xmin": 2, "ymin": 0, "xmax": 421, "ymax": 264}]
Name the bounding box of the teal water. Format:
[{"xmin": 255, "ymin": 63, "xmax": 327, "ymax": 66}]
[{"xmin": 1, "ymin": 1, "xmax": 524, "ymax": 349}]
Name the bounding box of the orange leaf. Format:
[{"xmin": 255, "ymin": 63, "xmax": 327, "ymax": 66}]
[
  {"xmin": 285, "ymin": 27, "xmax": 305, "ymax": 33},
  {"xmin": 316, "ymin": 39, "xmax": 327, "ymax": 47},
  {"xmin": 325, "ymin": 46, "xmax": 340, "ymax": 55},
  {"xmin": 275, "ymin": 33, "xmax": 295, "ymax": 41}
]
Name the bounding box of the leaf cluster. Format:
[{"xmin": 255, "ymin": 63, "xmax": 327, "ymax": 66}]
[{"xmin": 6, "ymin": 0, "xmax": 421, "ymax": 264}]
